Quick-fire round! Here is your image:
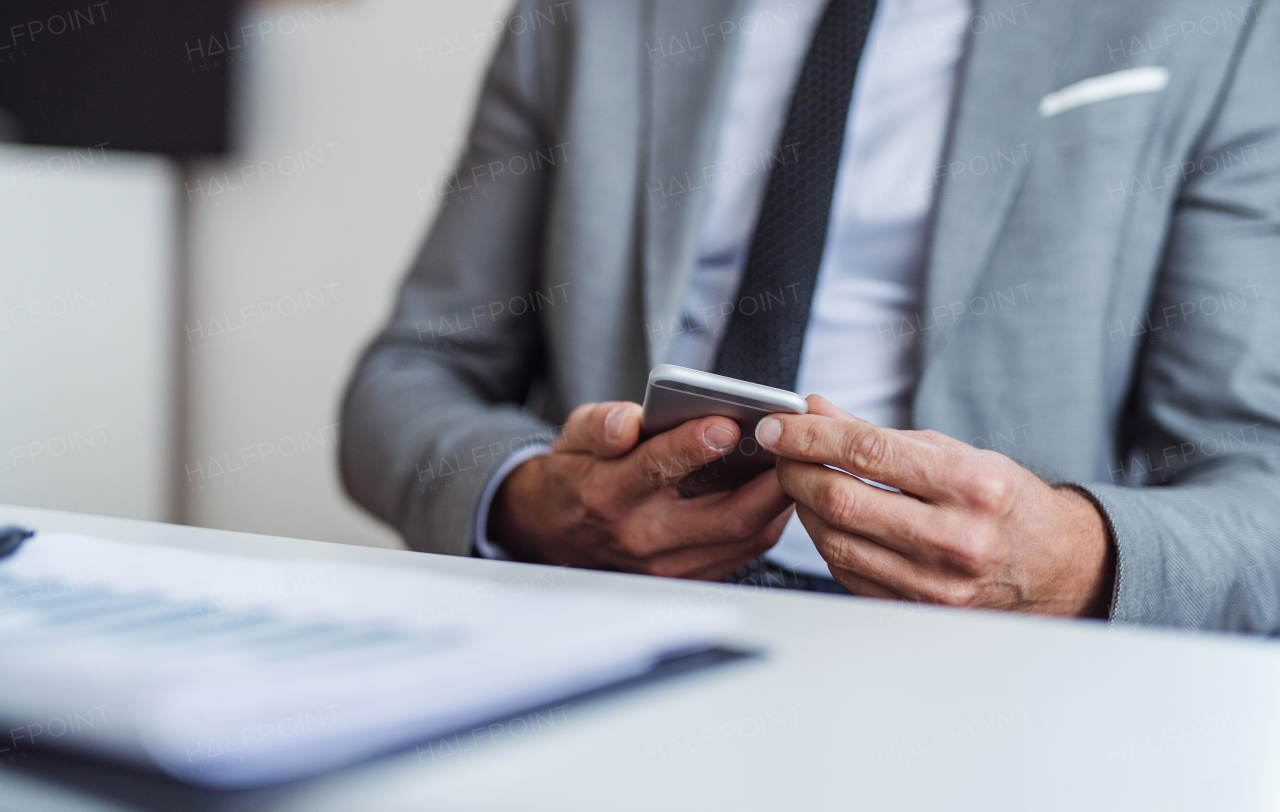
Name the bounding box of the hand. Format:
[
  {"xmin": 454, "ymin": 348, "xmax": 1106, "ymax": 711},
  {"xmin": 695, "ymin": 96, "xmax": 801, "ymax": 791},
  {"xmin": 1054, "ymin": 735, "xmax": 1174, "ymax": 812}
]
[
  {"xmin": 489, "ymin": 401, "xmax": 794, "ymax": 580},
  {"xmin": 756, "ymin": 396, "xmax": 1113, "ymax": 617}
]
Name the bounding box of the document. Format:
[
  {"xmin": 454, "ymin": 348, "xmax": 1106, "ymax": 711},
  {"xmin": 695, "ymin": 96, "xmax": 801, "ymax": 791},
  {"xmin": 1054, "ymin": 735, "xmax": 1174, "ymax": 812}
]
[{"xmin": 0, "ymin": 533, "xmax": 735, "ymax": 788}]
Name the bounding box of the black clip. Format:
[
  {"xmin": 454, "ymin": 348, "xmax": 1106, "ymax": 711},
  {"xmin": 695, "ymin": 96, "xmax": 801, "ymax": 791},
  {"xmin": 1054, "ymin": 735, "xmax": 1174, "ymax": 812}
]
[{"xmin": 0, "ymin": 526, "xmax": 35, "ymax": 560}]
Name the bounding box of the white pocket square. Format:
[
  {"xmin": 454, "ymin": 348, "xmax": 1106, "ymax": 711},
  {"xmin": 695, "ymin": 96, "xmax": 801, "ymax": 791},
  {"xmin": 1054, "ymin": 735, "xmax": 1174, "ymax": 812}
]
[{"xmin": 1039, "ymin": 66, "xmax": 1170, "ymax": 118}]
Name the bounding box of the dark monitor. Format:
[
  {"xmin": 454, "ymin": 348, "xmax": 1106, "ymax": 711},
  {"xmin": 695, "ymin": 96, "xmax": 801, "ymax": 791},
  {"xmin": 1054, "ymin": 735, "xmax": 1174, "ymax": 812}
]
[{"xmin": 0, "ymin": 1, "xmax": 238, "ymax": 157}]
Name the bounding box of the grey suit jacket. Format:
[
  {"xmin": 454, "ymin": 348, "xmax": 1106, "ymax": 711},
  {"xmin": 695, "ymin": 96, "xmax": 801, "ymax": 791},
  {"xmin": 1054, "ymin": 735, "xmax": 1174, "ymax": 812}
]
[{"xmin": 342, "ymin": 0, "xmax": 1280, "ymax": 634}]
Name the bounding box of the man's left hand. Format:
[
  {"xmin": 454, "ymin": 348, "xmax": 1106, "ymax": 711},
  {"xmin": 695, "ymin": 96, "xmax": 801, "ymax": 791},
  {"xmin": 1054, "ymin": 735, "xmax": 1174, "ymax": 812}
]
[{"xmin": 756, "ymin": 396, "xmax": 1114, "ymax": 617}]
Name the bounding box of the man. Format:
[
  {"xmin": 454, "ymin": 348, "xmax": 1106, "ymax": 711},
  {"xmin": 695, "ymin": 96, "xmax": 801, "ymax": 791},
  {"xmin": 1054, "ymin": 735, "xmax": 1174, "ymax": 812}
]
[{"xmin": 341, "ymin": 0, "xmax": 1280, "ymax": 633}]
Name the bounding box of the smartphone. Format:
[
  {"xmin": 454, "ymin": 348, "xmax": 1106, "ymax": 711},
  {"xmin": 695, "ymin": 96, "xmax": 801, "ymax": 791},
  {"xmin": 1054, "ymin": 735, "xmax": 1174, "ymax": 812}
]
[{"xmin": 639, "ymin": 364, "xmax": 808, "ymax": 495}]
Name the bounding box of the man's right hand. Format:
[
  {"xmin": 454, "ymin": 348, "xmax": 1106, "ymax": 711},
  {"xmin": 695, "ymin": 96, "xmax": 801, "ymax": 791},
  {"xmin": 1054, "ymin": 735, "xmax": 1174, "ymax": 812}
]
[{"xmin": 488, "ymin": 401, "xmax": 794, "ymax": 580}]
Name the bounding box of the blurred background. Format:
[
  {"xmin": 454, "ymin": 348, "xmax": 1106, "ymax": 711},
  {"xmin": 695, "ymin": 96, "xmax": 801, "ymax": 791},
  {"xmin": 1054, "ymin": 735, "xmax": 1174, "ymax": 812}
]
[{"xmin": 0, "ymin": 0, "xmax": 513, "ymax": 549}]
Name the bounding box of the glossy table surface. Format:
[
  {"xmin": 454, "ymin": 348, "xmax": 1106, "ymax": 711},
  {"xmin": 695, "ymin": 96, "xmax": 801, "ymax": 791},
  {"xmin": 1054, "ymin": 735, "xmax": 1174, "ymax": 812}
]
[{"xmin": 2, "ymin": 503, "xmax": 1279, "ymax": 812}]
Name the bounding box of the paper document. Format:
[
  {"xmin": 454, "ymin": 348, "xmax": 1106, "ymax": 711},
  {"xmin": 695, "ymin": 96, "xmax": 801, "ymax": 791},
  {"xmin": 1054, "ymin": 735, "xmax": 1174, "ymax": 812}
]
[{"xmin": 0, "ymin": 533, "xmax": 735, "ymax": 788}]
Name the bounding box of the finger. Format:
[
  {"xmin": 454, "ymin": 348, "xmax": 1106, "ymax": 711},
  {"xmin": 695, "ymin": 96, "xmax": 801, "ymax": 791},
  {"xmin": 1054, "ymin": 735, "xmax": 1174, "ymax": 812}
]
[
  {"xmin": 795, "ymin": 503, "xmax": 923, "ymax": 597},
  {"xmin": 647, "ymin": 509, "xmax": 791, "ymax": 581},
  {"xmin": 623, "ymin": 469, "xmax": 792, "ymax": 557},
  {"xmin": 826, "ymin": 566, "xmax": 903, "ymax": 601},
  {"xmin": 645, "ymin": 463, "xmax": 793, "ymax": 553},
  {"xmin": 804, "ymin": 394, "xmax": 863, "ymax": 422},
  {"xmin": 805, "ymin": 396, "xmax": 965, "ymax": 448},
  {"xmin": 556, "ymin": 401, "xmax": 642, "ymax": 458},
  {"xmin": 622, "ymin": 526, "xmax": 778, "ymax": 579},
  {"xmin": 687, "ymin": 467, "xmax": 795, "ymax": 546},
  {"xmin": 797, "ymin": 505, "xmax": 984, "ymax": 607},
  {"xmin": 776, "ymin": 458, "xmax": 937, "ymax": 558},
  {"xmin": 614, "ymin": 416, "xmax": 740, "ymax": 499},
  {"xmin": 685, "ymin": 524, "xmax": 786, "ymax": 581},
  {"xmin": 755, "ymin": 410, "xmax": 955, "ymax": 502}
]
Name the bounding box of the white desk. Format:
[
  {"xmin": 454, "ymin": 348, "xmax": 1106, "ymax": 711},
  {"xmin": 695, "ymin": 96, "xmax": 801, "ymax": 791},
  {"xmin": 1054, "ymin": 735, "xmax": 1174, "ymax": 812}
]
[{"xmin": 3, "ymin": 503, "xmax": 1279, "ymax": 812}]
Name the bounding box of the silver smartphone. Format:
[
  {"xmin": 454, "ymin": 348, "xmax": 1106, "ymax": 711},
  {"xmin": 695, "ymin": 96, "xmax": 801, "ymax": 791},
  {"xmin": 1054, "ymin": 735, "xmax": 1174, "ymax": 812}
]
[{"xmin": 640, "ymin": 364, "xmax": 808, "ymax": 495}]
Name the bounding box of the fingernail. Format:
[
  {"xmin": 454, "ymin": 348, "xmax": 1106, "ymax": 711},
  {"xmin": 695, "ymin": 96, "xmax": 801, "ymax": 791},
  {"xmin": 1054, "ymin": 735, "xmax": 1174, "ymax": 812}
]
[
  {"xmin": 605, "ymin": 405, "xmax": 628, "ymax": 441},
  {"xmin": 703, "ymin": 424, "xmax": 736, "ymax": 453},
  {"xmin": 756, "ymin": 417, "xmax": 782, "ymax": 449}
]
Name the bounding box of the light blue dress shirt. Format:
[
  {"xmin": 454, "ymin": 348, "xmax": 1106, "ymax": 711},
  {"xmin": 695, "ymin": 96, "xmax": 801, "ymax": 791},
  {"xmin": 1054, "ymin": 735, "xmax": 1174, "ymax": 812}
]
[{"xmin": 479, "ymin": 0, "xmax": 971, "ymax": 573}]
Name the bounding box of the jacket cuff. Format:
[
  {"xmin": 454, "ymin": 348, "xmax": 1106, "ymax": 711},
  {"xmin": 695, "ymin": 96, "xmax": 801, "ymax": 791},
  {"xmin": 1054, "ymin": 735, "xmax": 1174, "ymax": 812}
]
[
  {"xmin": 1056, "ymin": 482, "xmax": 1121, "ymax": 620},
  {"xmin": 399, "ymin": 410, "xmax": 555, "ymax": 557},
  {"xmin": 1070, "ymin": 481, "xmax": 1157, "ymax": 626}
]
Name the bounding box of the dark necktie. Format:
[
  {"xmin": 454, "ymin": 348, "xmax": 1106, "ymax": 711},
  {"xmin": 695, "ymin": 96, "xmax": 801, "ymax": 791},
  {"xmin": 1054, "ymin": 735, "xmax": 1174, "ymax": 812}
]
[{"xmin": 712, "ymin": 0, "xmax": 879, "ymax": 391}]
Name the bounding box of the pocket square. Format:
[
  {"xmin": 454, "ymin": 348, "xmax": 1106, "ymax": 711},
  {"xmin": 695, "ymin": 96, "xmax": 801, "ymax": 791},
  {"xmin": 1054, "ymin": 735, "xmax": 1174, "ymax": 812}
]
[{"xmin": 1039, "ymin": 66, "xmax": 1170, "ymax": 118}]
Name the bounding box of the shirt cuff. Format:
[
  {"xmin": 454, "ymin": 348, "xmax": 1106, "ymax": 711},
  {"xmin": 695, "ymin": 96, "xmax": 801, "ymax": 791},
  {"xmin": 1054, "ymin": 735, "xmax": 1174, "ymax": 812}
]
[{"xmin": 473, "ymin": 443, "xmax": 553, "ymax": 560}]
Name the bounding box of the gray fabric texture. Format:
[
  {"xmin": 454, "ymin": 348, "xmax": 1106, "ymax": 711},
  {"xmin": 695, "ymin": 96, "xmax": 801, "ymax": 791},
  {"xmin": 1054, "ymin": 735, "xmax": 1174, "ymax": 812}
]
[{"xmin": 341, "ymin": 0, "xmax": 1280, "ymax": 634}]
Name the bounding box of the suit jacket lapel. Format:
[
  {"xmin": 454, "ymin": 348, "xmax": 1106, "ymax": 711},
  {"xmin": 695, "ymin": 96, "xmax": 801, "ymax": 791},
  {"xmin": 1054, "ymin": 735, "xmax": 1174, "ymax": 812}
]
[
  {"xmin": 642, "ymin": 0, "xmax": 748, "ymax": 368},
  {"xmin": 921, "ymin": 0, "xmax": 1088, "ymax": 366}
]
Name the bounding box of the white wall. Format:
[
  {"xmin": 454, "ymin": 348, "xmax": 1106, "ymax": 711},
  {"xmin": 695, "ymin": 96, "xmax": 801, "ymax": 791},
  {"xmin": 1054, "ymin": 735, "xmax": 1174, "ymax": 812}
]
[
  {"xmin": 184, "ymin": 0, "xmax": 511, "ymax": 548},
  {"xmin": 0, "ymin": 145, "xmax": 176, "ymax": 522}
]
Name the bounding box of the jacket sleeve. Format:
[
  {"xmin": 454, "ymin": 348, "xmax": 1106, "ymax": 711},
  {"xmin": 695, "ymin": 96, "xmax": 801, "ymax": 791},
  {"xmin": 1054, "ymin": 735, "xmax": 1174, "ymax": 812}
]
[
  {"xmin": 1080, "ymin": 3, "xmax": 1280, "ymax": 633},
  {"xmin": 340, "ymin": 0, "xmax": 566, "ymax": 555}
]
